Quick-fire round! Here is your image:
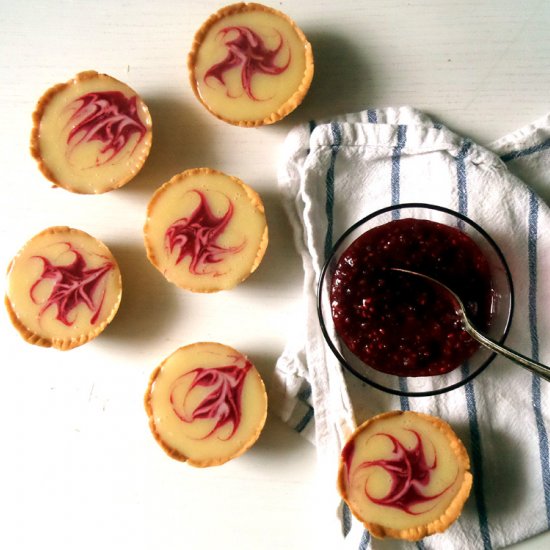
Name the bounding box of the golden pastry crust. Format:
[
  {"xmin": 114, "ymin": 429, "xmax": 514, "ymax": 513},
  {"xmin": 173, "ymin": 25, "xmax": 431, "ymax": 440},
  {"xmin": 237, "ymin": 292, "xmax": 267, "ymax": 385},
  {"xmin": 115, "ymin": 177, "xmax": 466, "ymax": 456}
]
[
  {"xmin": 5, "ymin": 226, "xmax": 122, "ymax": 350},
  {"xmin": 188, "ymin": 2, "xmax": 314, "ymax": 127},
  {"xmin": 144, "ymin": 342, "xmax": 268, "ymax": 468},
  {"xmin": 144, "ymin": 365, "xmax": 191, "ymax": 463},
  {"xmin": 30, "ymin": 70, "xmax": 153, "ymax": 194},
  {"xmin": 337, "ymin": 410, "xmax": 473, "ymax": 541},
  {"xmin": 144, "ymin": 167, "xmax": 268, "ymax": 293}
]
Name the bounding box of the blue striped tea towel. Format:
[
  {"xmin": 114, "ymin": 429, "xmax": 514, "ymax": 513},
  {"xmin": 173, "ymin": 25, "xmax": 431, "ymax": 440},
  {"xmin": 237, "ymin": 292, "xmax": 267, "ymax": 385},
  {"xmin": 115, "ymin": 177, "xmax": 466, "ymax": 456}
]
[{"xmin": 272, "ymin": 107, "xmax": 550, "ymax": 550}]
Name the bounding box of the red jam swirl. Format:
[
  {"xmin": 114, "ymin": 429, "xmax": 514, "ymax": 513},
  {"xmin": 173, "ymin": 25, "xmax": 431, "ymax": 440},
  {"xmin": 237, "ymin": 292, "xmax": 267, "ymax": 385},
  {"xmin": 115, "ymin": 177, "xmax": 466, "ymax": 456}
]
[
  {"xmin": 66, "ymin": 91, "xmax": 147, "ymax": 165},
  {"xmin": 354, "ymin": 430, "xmax": 453, "ymax": 515},
  {"xmin": 165, "ymin": 190, "xmax": 244, "ymax": 275},
  {"xmin": 330, "ymin": 218, "xmax": 494, "ymax": 377},
  {"xmin": 204, "ymin": 26, "xmax": 290, "ymax": 100},
  {"xmin": 30, "ymin": 243, "xmax": 113, "ymax": 326},
  {"xmin": 169, "ymin": 360, "xmax": 252, "ymax": 440}
]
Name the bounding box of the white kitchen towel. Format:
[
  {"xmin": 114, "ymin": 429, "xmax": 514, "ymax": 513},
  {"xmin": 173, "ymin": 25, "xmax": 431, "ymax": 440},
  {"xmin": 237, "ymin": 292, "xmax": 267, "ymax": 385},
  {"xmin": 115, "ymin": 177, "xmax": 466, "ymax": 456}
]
[{"xmin": 272, "ymin": 107, "xmax": 550, "ymax": 550}]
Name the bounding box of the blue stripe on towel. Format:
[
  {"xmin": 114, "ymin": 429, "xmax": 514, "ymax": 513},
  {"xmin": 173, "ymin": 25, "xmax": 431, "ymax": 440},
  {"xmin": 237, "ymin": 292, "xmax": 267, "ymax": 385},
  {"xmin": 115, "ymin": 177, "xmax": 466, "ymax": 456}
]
[
  {"xmin": 500, "ymin": 137, "xmax": 550, "ymax": 162},
  {"xmin": 463, "ymin": 368, "xmax": 492, "ymax": 550},
  {"xmin": 294, "ymin": 121, "xmax": 342, "ymax": 436},
  {"xmin": 342, "ymin": 503, "xmax": 352, "ymax": 537},
  {"xmin": 293, "ymin": 121, "xmax": 318, "ymax": 434},
  {"xmin": 297, "ymin": 382, "xmax": 312, "ymax": 402},
  {"xmin": 367, "ymin": 109, "xmax": 378, "ymax": 123},
  {"xmin": 398, "ymin": 378, "xmax": 410, "ymax": 410},
  {"xmin": 306, "ymin": 120, "xmax": 317, "ymax": 155},
  {"xmin": 456, "ymin": 139, "xmax": 492, "ymax": 550},
  {"xmin": 309, "ymin": 119, "xmax": 317, "ymax": 135},
  {"xmin": 457, "ymin": 139, "xmax": 472, "ymax": 218},
  {"xmin": 324, "ymin": 122, "xmax": 343, "ymax": 260},
  {"xmin": 295, "ymin": 405, "xmax": 314, "ymax": 433},
  {"xmin": 391, "ymin": 125, "xmax": 407, "ymax": 218},
  {"xmin": 528, "ymin": 191, "xmax": 550, "ymax": 525},
  {"xmin": 358, "ymin": 529, "xmax": 370, "ymax": 550},
  {"xmin": 390, "ymin": 124, "xmax": 410, "ymax": 406},
  {"xmin": 295, "ymin": 382, "xmax": 314, "ymax": 433}
]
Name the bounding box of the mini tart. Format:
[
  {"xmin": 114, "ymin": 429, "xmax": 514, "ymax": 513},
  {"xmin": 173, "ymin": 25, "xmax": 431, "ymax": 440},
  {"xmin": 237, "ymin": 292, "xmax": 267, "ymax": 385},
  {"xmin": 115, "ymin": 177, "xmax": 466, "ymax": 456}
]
[
  {"xmin": 30, "ymin": 70, "xmax": 153, "ymax": 194},
  {"xmin": 338, "ymin": 411, "xmax": 472, "ymax": 541},
  {"xmin": 144, "ymin": 342, "xmax": 268, "ymax": 467},
  {"xmin": 188, "ymin": 2, "xmax": 314, "ymax": 126},
  {"xmin": 5, "ymin": 226, "xmax": 122, "ymax": 350},
  {"xmin": 144, "ymin": 167, "xmax": 268, "ymax": 292}
]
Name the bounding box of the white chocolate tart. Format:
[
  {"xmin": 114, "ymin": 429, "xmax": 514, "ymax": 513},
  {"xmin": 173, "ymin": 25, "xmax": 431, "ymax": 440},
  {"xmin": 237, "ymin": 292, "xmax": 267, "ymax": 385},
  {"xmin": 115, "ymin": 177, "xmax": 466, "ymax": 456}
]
[
  {"xmin": 144, "ymin": 168, "xmax": 268, "ymax": 292},
  {"xmin": 144, "ymin": 342, "xmax": 268, "ymax": 467},
  {"xmin": 5, "ymin": 226, "xmax": 122, "ymax": 350},
  {"xmin": 188, "ymin": 2, "xmax": 314, "ymax": 126},
  {"xmin": 31, "ymin": 70, "xmax": 152, "ymax": 194},
  {"xmin": 338, "ymin": 411, "xmax": 472, "ymax": 541}
]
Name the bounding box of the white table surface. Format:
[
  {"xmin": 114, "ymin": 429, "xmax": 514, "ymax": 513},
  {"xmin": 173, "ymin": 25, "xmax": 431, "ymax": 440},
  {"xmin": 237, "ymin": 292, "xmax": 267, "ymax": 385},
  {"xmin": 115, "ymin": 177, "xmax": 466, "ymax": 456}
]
[{"xmin": 1, "ymin": 1, "xmax": 549, "ymax": 549}]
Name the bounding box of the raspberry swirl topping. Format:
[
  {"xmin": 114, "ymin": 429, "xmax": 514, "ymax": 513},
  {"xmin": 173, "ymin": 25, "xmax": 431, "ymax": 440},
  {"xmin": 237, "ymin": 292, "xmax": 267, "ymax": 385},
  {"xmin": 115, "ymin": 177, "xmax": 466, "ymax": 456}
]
[
  {"xmin": 66, "ymin": 91, "xmax": 148, "ymax": 165},
  {"xmin": 165, "ymin": 190, "xmax": 245, "ymax": 275},
  {"xmin": 169, "ymin": 359, "xmax": 253, "ymax": 440},
  {"xmin": 204, "ymin": 25, "xmax": 291, "ymax": 100},
  {"xmin": 30, "ymin": 243, "xmax": 114, "ymax": 326},
  {"xmin": 347, "ymin": 430, "xmax": 455, "ymax": 515}
]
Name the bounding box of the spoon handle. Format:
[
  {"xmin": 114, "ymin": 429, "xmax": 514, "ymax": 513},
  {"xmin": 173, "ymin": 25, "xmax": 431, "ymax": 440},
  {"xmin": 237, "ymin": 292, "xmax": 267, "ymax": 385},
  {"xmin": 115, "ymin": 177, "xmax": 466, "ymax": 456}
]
[{"xmin": 464, "ymin": 322, "xmax": 550, "ymax": 382}]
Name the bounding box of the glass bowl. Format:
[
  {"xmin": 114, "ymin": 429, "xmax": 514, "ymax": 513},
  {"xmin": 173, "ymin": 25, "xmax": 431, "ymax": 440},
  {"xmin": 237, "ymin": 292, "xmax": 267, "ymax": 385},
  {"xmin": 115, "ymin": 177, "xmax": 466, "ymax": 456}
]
[{"xmin": 317, "ymin": 203, "xmax": 514, "ymax": 397}]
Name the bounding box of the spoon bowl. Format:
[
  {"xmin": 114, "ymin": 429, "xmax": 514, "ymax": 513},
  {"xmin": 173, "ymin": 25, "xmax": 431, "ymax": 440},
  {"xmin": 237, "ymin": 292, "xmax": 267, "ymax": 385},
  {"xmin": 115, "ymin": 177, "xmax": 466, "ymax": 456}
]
[{"xmin": 392, "ymin": 268, "xmax": 550, "ymax": 382}]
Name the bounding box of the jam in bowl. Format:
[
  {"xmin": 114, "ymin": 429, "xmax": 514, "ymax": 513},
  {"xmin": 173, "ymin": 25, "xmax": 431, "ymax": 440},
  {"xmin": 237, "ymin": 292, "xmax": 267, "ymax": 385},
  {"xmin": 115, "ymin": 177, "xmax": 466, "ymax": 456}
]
[{"xmin": 317, "ymin": 203, "xmax": 514, "ymax": 396}]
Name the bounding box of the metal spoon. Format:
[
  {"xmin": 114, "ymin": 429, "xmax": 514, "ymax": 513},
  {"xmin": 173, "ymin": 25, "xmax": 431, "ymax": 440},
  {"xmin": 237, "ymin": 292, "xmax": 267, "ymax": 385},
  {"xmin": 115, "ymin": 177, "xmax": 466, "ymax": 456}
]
[{"xmin": 391, "ymin": 267, "xmax": 550, "ymax": 382}]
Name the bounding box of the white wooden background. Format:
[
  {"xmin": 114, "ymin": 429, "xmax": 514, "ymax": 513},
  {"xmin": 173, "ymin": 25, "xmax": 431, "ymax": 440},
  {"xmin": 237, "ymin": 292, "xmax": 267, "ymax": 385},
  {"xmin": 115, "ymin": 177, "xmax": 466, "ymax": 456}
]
[{"xmin": 0, "ymin": 1, "xmax": 549, "ymax": 549}]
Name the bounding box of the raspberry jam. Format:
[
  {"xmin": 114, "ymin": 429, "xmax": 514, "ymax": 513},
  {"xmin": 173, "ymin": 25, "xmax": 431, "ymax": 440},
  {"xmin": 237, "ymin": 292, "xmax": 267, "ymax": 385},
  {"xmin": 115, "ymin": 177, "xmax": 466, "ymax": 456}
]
[{"xmin": 330, "ymin": 218, "xmax": 494, "ymax": 377}]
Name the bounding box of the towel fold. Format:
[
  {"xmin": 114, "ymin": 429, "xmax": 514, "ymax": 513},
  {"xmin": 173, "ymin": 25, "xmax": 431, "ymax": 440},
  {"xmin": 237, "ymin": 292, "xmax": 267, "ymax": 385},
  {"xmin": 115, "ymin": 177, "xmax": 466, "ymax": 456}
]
[{"xmin": 272, "ymin": 107, "xmax": 550, "ymax": 550}]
